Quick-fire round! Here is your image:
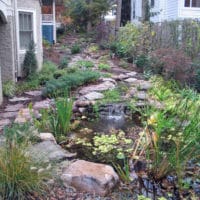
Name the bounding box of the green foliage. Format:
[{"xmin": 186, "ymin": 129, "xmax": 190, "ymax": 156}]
[
  {"xmin": 75, "ymin": 131, "xmax": 133, "ymax": 163},
  {"xmin": 59, "ymin": 57, "xmax": 69, "ymax": 69},
  {"xmin": 102, "ymin": 88, "xmax": 121, "ymax": 103},
  {"xmin": 42, "ymin": 70, "xmax": 100, "ymax": 97},
  {"xmin": 3, "ymin": 81, "xmax": 16, "ymax": 97},
  {"xmin": 98, "ymin": 63, "xmax": 111, "ymax": 71},
  {"xmin": 0, "ymin": 123, "xmax": 48, "ymax": 200},
  {"xmin": 23, "ymin": 41, "xmax": 38, "ymax": 77},
  {"xmin": 50, "ymin": 97, "xmax": 73, "ymax": 141},
  {"xmin": 71, "ymin": 43, "xmax": 81, "ymax": 54},
  {"xmin": 4, "ymin": 123, "xmax": 39, "ymax": 146},
  {"xmin": 67, "ymin": 0, "xmax": 111, "ymax": 31},
  {"xmin": 137, "ymin": 77, "xmax": 200, "ymax": 181},
  {"xmin": 113, "ymin": 159, "xmax": 131, "ymax": 184},
  {"xmin": 16, "ymin": 61, "xmax": 57, "ymax": 94},
  {"xmin": 76, "ymin": 60, "xmax": 94, "ymax": 69}
]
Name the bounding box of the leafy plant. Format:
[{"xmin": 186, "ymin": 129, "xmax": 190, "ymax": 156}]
[
  {"xmin": 76, "ymin": 60, "xmax": 94, "ymax": 69},
  {"xmin": 71, "ymin": 43, "xmax": 81, "ymax": 54},
  {"xmin": 98, "ymin": 63, "xmax": 111, "ymax": 71},
  {"xmin": 59, "ymin": 57, "xmax": 69, "ymax": 69},
  {"xmin": 3, "ymin": 81, "xmax": 16, "ymax": 97},
  {"xmin": 102, "ymin": 88, "xmax": 121, "ymax": 103},
  {"xmin": 75, "ymin": 130, "xmax": 133, "ymax": 163},
  {"xmin": 137, "ymin": 77, "xmax": 200, "ymax": 182},
  {"xmin": 23, "ymin": 41, "xmax": 38, "ymax": 77},
  {"xmin": 50, "ymin": 97, "xmax": 73, "ymax": 141}
]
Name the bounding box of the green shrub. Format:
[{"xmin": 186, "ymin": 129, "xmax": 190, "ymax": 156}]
[
  {"xmin": 71, "ymin": 43, "xmax": 81, "ymax": 54},
  {"xmin": 98, "ymin": 63, "xmax": 111, "ymax": 71},
  {"xmin": 135, "ymin": 54, "xmax": 149, "ymax": 68},
  {"xmin": 76, "ymin": 60, "xmax": 94, "ymax": 69},
  {"xmin": 23, "ymin": 41, "xmax": 38, "ymax": 77},
  {"xmin": 59, "ymin": 57, "xmax": 69, "ymax": 69},
  {"xmin": 42, "ymin": 70, "xmax": 100, "ymax": 97},
  {"xmin": 3, "ymin": 81, "xmax": 16, "ymax": 97},
  {"xmin": 53, "ymin": 69, "xmax": 67, "ymax": 79},
  {"xmin": 149, "ymin": 48, "xmax": 193, "ymax": 83}
]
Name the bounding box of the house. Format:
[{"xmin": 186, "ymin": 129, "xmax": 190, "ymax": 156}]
[
  {"xmin": 119, "ymin": 0, "xmax": 200, "ymax": 25},
  {"xmin": 42, "ymin": 0, "xmax": 68, "ymax": 44},
  {"xmin": 0, "ymin": 0, "xmax": 43, "ymax": 104}
]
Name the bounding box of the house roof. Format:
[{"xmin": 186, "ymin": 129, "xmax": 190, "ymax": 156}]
[{"xmin": 42, "ymin": 0, "xmax": 64, "ymax": 6}]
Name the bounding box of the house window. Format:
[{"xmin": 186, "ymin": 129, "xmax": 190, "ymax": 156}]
[
  {"xmin": 185, "ymin": 0, "xmax": 200, "ymax": 7},
  {"xmin": 151, "ymin": 0, "xmax": 155, "ymax": 7},
  {"xmin": 19, "ymin": 12, "xmax": 33, "ymax": 50}
]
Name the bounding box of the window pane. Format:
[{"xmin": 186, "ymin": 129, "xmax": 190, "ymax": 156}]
[
  {"xmin": 192, "ymin": 0, "xmax": 200, "ymax": 7},
  {"xmin": 20, "ymin": 31, "xmax": 33, "ymax": 49},
  {"xmin": 19, "ymin": 13, "xmax": 23, "ymax": 30},
  {"xmin": 19, "ymin": 12, "xmax": 33, "ymax": 49},
  {"xmin": 185, "ymin": 0, "xmax": 190, "ymax": 7},
  {"xmin": 151, "ymin": 0, "xmax": 155, "ymax": 7}
]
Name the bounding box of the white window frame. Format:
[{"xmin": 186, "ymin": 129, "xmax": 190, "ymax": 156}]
[
  {"xmin": 184, "ymin": 0, "xmax": 200, "ymax": 8},
  {"xmin": 17, "ymin": 9, "xmax": 37, "ymax": 54}
]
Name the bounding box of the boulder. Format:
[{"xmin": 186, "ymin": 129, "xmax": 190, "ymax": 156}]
[
  {"xmin": 61, "ymin": 160, "xmax": 119, "ymax": 196},
  {"xmin": 29, "ymin": 141, "xmax": 76, "ymax": 163}
]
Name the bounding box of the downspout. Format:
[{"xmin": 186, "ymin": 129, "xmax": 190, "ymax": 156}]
[
  {"xmin": 53, "ymin": 0, "xmax": 56, "ymax": 43},
  {"xmin": 13, "ymin": 0, "xmax": 18, "ymax": 81}
]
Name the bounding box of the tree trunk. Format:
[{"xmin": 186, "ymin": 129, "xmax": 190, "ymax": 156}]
[{"xmin": 115, "ymin": 0, "xmax": 122, "ymax": 32}]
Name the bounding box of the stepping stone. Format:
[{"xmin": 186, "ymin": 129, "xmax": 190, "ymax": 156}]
[
  {"xmin": 29, "ymin": 141, "xmax": 76, "ymax": 163},
  {"xmin": 0, "ymin": 112, "xmax": 18, "ymax": 119},
  {"xmin": 126, "ymin": 72, "xmax": 137, "ymax": 77},
  {"xmin": 84, "ymin": 92, "xmax": 104, "ymax": 100},
  {"xmin": 135, "ymin": 92, "xmax": 148, "ymax": 100},
  {"xmin": 33, "ymin": 99, "xmax": 51, "ymax": 110},
  {"xmin": 79, "ymin": 81, "xmax": 116, "ymax": 95},
  {"xmin": 137, "ymin": 81, "xmax": 152, "ymax": 90},
  {"xmin": 5, "ymin": 104, "xmax": 24, "ymax": 112},
  {"xmin": 111, "ymin": 74, "xmax": 129, "ymax": 81},
  {"xmin": 25, "ymin": 90, "xmax": 42, "ymax": 97},
  {"xmin": 124, "ymin": 78, "xmax": 138, "ymax": 84},
  {"xmin": 61, "ymin": 160, "xmax": 119, "ymax": 196},
  {"xmin": 100, "ymin": 78, "xmax": 117, "ymax": 85},
  {"xmin": 15, "ymin": 108, "xmax": 40, "ymax": 123},
  {"xmin": 9, "ymin": 96, "xmax": 30, "ymax": 103}
]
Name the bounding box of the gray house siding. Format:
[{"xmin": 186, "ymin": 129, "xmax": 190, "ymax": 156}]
[
  {"xmin": 17, "ymin": 0, "xmax": 43, "ymax": 76},
  {"xmin": 0, "ymin": 16, "xmax": 16, "ymax": 82}
]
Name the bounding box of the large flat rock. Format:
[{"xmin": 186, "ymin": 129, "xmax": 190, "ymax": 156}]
[
  {"xmin": 79, "ymin": 81, "xmax": 116, "ymax": 95},
  {"xmin": 29, "ymin": 141, "xmax": 76, "ymax": 163},
  {"xmin": 84, "ymin": 92, "xmax": 104, "ymax": 100},
  {"xmin": 61, "ymin": 160, "xmax": 119, "ymax": 196}
]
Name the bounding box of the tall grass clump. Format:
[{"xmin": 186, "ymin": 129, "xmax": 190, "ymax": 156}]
[{"xmin": 0, "ymin": 123, "xmax": 49, "ymax": 200}]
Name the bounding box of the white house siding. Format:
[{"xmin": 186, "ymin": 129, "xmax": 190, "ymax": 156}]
[
  {"xmin": 166, "ymin": 0, "xmax": 178, "ymax": 20},
  {"xmin": 17, "ymin": 0, "xmax": 43, "ymax": 77},
  {"xmin": 150, "ymin": 0, "xmax": 163, "ymax": 22}
]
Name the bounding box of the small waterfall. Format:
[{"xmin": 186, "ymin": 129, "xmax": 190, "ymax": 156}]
[{"xmin": 99, "ymin": 104, "xmax": 126, "ymax": 130}]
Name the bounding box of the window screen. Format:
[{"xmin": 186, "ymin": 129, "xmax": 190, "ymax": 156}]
[{"xmin": 19, "ymin": 12, "xmax": 33, "ymax": 50}]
